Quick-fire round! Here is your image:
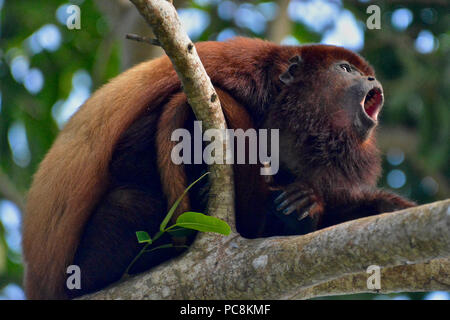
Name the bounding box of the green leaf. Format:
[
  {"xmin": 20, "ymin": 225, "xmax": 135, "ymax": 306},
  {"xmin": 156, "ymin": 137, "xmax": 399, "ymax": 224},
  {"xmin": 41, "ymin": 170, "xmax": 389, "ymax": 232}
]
[
  {"xmin": 136, "ymin": 231, "xmax": 152, "ymax": 244},
  {"xmin": 172, "ymin": 212, "xmax": 231, "ymax": 236},
  {"xmin": 160, "ymin": 172, "xmax": 210, "ymax": 232}
]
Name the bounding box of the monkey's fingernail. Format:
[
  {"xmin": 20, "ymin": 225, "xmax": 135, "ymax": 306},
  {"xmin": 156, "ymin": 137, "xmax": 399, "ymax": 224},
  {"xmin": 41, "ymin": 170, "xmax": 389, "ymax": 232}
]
[
  {"xmin": 283, "ymin": 206, "xmax": 295, "ymax": 216},
  {"xmin": 298, "ymin": 211, "xmax": 309, "ymax": 221},
  {"xmin": 276, "ymin": 199, "xmax": 290, "ymax": 211},
  {"xmin": 298, "ymin": 202, "xmax": 319, "ymax": 221},
  {"xmin": 274, "ymin": 192, "xmax": 286, "ymax": 204}
]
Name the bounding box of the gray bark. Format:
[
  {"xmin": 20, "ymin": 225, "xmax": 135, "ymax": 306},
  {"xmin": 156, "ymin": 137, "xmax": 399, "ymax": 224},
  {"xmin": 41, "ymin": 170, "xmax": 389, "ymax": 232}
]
[{"xmin": 84, "ymin": 200, "xmax": 450, "ymax": 299}]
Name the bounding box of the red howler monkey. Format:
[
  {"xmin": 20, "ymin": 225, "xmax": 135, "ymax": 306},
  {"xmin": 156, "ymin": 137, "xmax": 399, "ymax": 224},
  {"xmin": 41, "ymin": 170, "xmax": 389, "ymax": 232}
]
[{"xmin": 22, "ymin": 37, "xmax": 415, "ymax": 299}]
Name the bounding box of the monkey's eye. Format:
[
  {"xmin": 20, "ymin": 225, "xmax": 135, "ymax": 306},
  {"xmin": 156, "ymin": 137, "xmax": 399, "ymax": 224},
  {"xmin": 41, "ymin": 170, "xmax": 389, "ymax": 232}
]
[{"xmin": 340, "ymin": 63, "xmax": 352, "ymax": 73}]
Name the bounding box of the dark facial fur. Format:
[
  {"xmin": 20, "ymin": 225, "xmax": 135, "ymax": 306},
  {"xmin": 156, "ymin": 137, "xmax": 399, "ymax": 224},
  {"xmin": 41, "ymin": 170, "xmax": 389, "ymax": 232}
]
[{"xmin": 263, "ymin": 50, "xmax": 383, "ymax": 197}]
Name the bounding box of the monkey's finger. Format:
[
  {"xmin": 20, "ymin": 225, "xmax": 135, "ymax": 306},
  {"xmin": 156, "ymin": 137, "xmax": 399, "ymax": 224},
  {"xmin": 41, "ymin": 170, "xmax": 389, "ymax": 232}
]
[
  {"xmin": 276, "ymin": 190, "xmax": 312, "ymax": 211},
  {"xmin": 281, "ymin": 196, "xmax": 312, "ymax": 216},
  {"xmin": 274, "ymin": 189, "xmax": 311, "ymax": 205},
  {"xmin": 297, "ymin": 202, "xmax": 318, "ymax": 221},
  {"xmin": 274, "ymin": 191, "xmax": 287, "ymax": 204}
]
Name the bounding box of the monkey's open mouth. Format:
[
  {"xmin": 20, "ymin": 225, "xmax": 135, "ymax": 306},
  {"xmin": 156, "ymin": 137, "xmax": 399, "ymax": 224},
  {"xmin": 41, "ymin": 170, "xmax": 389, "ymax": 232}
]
[{"xmin": 362, "ymin": 87, "xmax": 383, "ymax": 121}]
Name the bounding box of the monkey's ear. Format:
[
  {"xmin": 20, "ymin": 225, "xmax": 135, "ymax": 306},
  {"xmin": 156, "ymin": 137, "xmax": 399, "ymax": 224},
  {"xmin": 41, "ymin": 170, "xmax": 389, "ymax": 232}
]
[{"xmin": 280, "ymin": 55, "xmax": 302, "ymax": 85}]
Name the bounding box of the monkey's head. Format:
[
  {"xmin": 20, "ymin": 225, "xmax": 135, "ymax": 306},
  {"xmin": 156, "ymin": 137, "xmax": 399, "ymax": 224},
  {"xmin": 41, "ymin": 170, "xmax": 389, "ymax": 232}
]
[
  {"xmin": 264, "ymin": 45, "xmax": 383, "ymax": 181},
  {"xmin": 277, "ymin": 45, "xmax": 384, "ymax": 144}
]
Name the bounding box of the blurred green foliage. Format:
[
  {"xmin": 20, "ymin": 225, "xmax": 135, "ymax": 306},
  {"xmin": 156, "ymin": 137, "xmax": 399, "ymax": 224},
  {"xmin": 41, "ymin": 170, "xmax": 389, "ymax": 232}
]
[{"xmin": 0, "ymin": 0, "xmax": 448, "ymax": 299}]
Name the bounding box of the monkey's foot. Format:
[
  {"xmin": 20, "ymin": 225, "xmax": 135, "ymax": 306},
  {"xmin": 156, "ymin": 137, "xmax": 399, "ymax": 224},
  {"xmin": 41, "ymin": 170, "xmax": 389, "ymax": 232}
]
[{"xmin": 274, "ymin": 186, "xmax": 323, "ymax": 223}]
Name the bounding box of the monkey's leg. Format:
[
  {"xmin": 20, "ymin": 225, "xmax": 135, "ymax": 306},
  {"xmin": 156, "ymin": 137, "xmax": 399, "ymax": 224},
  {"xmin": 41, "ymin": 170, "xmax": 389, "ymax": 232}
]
[
  {"xmin": 318, "ymin": 189, "xmax": 416, "ymax": 229},
  {"xmin": 68, "ymin": 187, "xmax": 180, "ymax": 299}
]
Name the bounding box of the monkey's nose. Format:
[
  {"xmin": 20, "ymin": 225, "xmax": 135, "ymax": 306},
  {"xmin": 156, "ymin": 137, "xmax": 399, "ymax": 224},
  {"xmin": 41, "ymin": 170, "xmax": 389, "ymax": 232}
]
[{"xmin": 368, "ymin": 76, "xmax": 375, "ymax": 81}]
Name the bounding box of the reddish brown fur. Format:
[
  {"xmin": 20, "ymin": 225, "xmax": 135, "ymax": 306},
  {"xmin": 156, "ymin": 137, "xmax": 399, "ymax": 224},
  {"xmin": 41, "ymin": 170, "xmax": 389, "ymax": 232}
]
[
  {"xmin": 23, "ymin": 56, "xmax": 180, "ymax": 299},
  {"xmin": 23, "ymin": 38, "xmax": 413, "ymax": 299},
  {"xmin": 156, "ymin": 92, "xmax": 192, "ymax": 217}
]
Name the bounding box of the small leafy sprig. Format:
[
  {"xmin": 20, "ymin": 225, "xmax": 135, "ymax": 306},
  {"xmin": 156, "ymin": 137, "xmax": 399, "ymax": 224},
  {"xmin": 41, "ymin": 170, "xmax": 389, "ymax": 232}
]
[{"xmin": 124, "ymin": 172, "xmax": 231, "ymax": 276}]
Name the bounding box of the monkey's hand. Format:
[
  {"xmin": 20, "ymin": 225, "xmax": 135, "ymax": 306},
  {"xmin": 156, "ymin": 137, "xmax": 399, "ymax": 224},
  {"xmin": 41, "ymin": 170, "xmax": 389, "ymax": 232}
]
[{"xmin": 272, "ymin": 183, "xmax": 324, "ymax": 226}]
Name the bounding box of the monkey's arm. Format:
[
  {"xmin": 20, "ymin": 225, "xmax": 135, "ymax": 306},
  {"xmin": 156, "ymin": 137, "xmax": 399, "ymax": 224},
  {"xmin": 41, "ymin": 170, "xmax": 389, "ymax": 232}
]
[
  {"xmin": 318, "ymin": 189, "xmax": 416, "ymax": 229},
  {"xmin": 266, "ymin": 185, "xmax": 415, "ymax": 235}
]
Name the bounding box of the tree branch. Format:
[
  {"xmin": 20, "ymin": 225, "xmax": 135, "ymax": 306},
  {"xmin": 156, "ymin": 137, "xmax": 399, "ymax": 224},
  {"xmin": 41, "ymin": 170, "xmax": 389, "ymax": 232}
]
[
  {"xmin": 83, "ymin": 200, "xmax": 449, "ymax": 299},
  {"xmin": 125, "ymin": 33, "xmax": 161, "ymax": 46},
  {"xmin": 129, "ymin": 0, "xmax": 235, "ymax": 228},
  {"xmin": 291, "ymin": 257, "xmax": 450, "ymax": 299}
]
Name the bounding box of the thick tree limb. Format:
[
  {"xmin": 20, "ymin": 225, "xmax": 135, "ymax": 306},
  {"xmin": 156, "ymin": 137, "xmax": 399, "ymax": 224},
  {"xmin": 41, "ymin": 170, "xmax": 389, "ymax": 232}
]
[
  {"xmin": 84, "ymin": 200, "xmax": 449, "ymax": 299},
  {"xmin": 292, "ymin": 257, "xmax": 450, "ymax": 299}
]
